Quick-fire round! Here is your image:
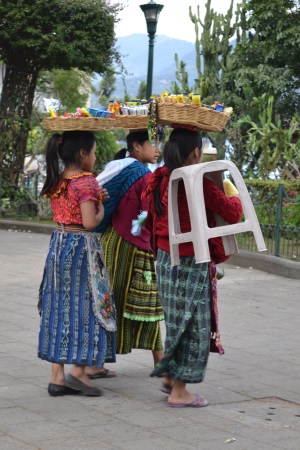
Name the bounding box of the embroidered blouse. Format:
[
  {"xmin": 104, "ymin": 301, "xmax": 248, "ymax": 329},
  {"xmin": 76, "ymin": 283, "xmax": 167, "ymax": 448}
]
[{"xmin": 46, "ymin": 172, "xmax": 101, "ymax": 225}]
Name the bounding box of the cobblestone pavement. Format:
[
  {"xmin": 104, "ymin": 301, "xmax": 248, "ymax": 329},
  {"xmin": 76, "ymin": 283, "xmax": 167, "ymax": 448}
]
[{"xmin": 0, "ymin": 229, "xmax": 299, "ymax": 450}]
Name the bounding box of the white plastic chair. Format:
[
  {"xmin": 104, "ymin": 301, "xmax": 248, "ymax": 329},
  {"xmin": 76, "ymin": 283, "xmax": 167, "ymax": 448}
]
[{"xmin": 168, "ymin": 160, "xmax": 267, "ymax": 266}]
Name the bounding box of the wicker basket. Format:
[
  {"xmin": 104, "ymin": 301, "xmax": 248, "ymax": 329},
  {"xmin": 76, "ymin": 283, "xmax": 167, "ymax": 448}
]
[
  {"xmin": 157, "ymin": 103, "xmax": 230, "ymax": 132},
  {"xmin": 113, "ymin": 115, "xmax": 148, "ymax": 130},
  {"xmin": 43, "ymin": 117, "xmax": 116, "ymax": 131},
  {"xmin": 43, "ymin": 115, "xmax": 148, "ymax": 131}
]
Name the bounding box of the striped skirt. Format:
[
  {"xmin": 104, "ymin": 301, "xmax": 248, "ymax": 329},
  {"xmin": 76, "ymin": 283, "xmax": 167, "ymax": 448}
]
[
  {"xmin": 100, "ymin": 226, "xmax": 164, "ymax": 354},
  {"xmin": 151, "ymin": 249, "xmax": 211, "ymax": 384},
  {"xmin": 38, "ymin": 231, "xmax": 116, "ymax": 367}
]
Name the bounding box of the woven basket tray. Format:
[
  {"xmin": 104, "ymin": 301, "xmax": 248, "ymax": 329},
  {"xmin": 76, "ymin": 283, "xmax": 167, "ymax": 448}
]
[
  {"xmin": 43, "ymin": 117, "xmax": 116, "ymax": 131},
  {"xmin": 157, "ymin": 103, "xmax": 230, "ymax": 132},
  {"xmin": 113, "ymin": 115, "xmax": 148, "ymax": 130},
  {"xmin": 43, "ymin": 115, "xmax": 148, "ymax": 131}
]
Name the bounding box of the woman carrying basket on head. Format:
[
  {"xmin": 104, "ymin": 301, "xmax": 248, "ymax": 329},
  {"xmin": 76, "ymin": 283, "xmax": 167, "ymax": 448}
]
[
  {"xmin": 38, "ymin": 131, "xmax": 116, "ymax": 397},
  {"xmin": 143, "ymin": 127, "xmax": 242, "ymax": 407},
  {"xmin": 85, "ymin": 129, "xmax": 167, "ymax": 381}
]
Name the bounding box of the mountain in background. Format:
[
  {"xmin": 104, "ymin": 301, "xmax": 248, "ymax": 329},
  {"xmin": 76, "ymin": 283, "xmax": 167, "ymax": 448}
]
[{"xmin": 91, "ymin": 34, "xmax": 198, "ymax": 104}]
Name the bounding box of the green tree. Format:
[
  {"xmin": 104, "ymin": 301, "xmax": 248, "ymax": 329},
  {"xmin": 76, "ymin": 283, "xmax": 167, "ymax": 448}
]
[
  {"xmin": 188, "ymin": 0, "xmax": 237, "ymax": 97},
  {"xmin": 233, "ymin": 0, "xmax": 300, "ymax": 118},
  {"xmin": 137, "ymin": 81, "xmax": 147, "ymax": 100},
  {"xmin": 95, "ymin": 67, "xmax": 117, "ymax": 108},
  {"xmin": 182, "ymin": 0, "xmax": 300, "ymax": 173},
  {"xmin": 169, "ymin": 1, "xmax": 239, "ymax": 157},
  {"xmin": 225, "ymin": 0, "xmax": 300, "ymax": 173},
  {"xmin": 37, "ymin": 69, "xmax": 92, "ymax": 112},
  {"xmin": 94, "ymin": 131, "xmax": 119, "ymax": 172},
  {"xmin": 174, "ymin": 54, "xmax": 190, "ymax": 93},
  {"xmin": 0, "ymin": 0, "xmax": 120, "ymax": 184},
  {"xmin": 237, "ymin": 95, "xmax": 300, "ymax": 179}
]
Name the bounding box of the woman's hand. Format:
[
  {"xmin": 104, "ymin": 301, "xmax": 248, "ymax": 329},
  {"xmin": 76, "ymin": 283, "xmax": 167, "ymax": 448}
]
[{"xmin": 100, "ymin": 187, "xmax": 110, "ymax": 202}]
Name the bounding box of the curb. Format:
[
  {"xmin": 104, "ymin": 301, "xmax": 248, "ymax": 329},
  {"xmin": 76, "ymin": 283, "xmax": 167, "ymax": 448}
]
[
  {"xmin": 0, "ymin": 219, "xmax": 56, "ymax": 235},
  {"xmin": 226, "ymin": 250, "xmax": 300, "ymax": 280},
  {"xmin": 1, "ymin": 219, "xmax": 299, "ymax": 280}
]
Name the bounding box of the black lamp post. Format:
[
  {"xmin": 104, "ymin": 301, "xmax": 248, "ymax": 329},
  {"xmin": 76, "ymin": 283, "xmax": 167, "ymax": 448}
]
[{"xmin": 140, "ymin": 0, "xmax": 164, "ymax": 99}]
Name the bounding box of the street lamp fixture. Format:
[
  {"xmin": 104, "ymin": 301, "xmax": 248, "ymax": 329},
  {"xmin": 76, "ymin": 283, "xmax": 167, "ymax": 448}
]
[{"xmin": 140, "ymin": 0, "xmax": 164, "ymax": 99}]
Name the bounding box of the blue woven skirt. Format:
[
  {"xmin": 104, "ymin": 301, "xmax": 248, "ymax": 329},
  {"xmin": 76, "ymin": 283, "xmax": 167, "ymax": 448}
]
[
  {"xmin": 151, "ymin": 249, "xmax": 211, "ymax": 383},
  {"xmin": 38, "ymin": 231, "xmax": 116, "ymax": 367}
]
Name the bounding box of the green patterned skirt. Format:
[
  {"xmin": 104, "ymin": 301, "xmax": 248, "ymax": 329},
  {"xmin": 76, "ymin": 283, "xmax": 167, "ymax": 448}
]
[
  {"xmin": 151, "ymin": 249, "xmax": 211, "ymax": 383},
  {"xmin": 100, "ymin": 226, "xmax": 164, "ymax": 354}
]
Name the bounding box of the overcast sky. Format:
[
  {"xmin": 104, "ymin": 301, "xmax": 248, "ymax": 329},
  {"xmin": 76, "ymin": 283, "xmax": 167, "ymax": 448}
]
[{"xmin": 116, "ymin": 0, "xmax": 239, "ymax": 42}]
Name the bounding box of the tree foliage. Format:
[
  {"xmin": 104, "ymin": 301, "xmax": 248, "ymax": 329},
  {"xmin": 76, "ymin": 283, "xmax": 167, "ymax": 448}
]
[
  {"xmin": 94, "ymin": 131, "xmax": 119, "ymax": 172},
  {"xmin": 0, "ymin": 0, "xmax": 119, "ymax": 73},
  {"xmin": 233, "ymin": 0, "xmax": 300, "ymax": 120},
  {"xmin": 137, "ymin": 81, "xmax": 147, "ymax": 101},
  {"xmin": 173, "ymin": 0, "xmax": 300, "ymax": 178},
  {"xmin": 37, "ymin": 69, "xmax": 92, "ymax": 112},
  {"xmin": 227, "ymin": 0, "xmax": 300, "ymax": 177},
  {"xmin": 94, "ymin": 67, "xmax": 117, "ymax": 108},
  {"xmin": 0, "ymin": 0, "xmax": 120, "ymax": 184},
  {"xmin": 236, "ymin": 95, "xmax": 300, "ymax": 179}
]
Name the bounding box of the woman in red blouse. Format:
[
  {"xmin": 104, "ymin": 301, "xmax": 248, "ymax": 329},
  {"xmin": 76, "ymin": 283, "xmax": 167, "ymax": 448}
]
[
  {"xmin": 38, "ymin": 131, "xmax": 116, "ymax": 397},
  {"xmin": 143, "ymin": 128, "xmax": 242, "ymax": 408}
]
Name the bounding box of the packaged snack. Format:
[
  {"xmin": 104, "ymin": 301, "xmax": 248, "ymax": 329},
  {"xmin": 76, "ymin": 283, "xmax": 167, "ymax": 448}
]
[
  {"xmin": 223, "ymin": 179, "xmax": 239, "ymax": 197},
  {"xmin": 215, "ymin": 104, "xmax": 225, "ymax": 112},
  {"xmin": 192, "ymin": 95, "xmax": 201, "ymax": 105},
  {"xmin": 160, "ymin": 91, "xmax": 169, "ymax": 102},
  {"xmin": 76, "ymin": 107, "xmax": 92, "ymax": 117},
  {"xmin": 224, "ymin": 107, "xmax": 233, "ymax": 115},
  {"xmin": 49, "ymin": 108, "xmax": 58, "ymax": 117},
  {"xmin": 176, "ymin": 94, "xmax": 184, "ymax": 104}
]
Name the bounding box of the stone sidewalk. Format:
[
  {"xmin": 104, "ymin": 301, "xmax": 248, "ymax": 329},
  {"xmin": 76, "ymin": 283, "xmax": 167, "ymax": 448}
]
[{"xmin": 0, "ymin": 229, "xmax": 300, "ymax": 450}]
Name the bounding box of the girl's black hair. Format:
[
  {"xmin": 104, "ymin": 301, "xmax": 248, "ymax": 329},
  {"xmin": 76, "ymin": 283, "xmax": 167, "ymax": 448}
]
[
  {"xmin": 163, "ymin": 128, "xmax": 202, "ymax": 172},
  {"xmin": 153, "ymin": 128, "xmax": 202, "ymax": 216},
  {"xmin": 113, "ymin": 127, "xmax": 165, "ymax": 160},
  {"xmin": 41, "ymin": 130, "xmax": 95, "ymax": 196},
  {"xmin": 113, "ymin": 130, "xmax": 149, "ymax": 160}
]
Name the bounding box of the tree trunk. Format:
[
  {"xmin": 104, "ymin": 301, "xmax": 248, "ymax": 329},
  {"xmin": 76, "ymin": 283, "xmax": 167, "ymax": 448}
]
[{"xmin": 0, "ymin": 62, "xmax": 39, "ymax": 185}]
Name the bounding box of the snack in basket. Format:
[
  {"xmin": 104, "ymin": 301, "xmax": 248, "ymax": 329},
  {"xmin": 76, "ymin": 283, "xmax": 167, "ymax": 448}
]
[
  {"xmin": 224, "ymin": 107, "xmax": 233, "ymax": 114},
  {"xmin": 43, "ymin": 93, "xmax": 232, "ymax": 134},
  {"xmin": 151, "ymin": 93, "xmax": 233, "ymax": 132},
  {"xmin": 48, "ymin": 108, "xmax": 58, "ymax": 117},
  {"xmin": 87, "ymin": 108, "xmax": 113, "ymax": 118},
  {"xmin": 192, "ymin": 95, "xmax": 201, "ymax": 105},
  {"xmin": 77, "ymin": 107, "xmax": 92, "ymax": 117},
  {"xmin": 43, "ymin": 102, "xmax": 149, "ymax": 131}
]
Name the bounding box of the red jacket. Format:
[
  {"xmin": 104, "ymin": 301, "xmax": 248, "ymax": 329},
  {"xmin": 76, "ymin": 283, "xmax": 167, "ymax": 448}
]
[{"xmin": 146, "ymin": 176, "xmax": 243, "ymax": 259}]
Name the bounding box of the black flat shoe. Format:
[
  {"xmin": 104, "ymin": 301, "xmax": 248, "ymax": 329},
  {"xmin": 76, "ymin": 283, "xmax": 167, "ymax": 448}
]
[
  {"xmin": 64, "ymin": 374, "xmax": 102, "ymax": 397},
  {"xmin": 48, "ymin": 383, "xmax": 80, "ymax": 397}
]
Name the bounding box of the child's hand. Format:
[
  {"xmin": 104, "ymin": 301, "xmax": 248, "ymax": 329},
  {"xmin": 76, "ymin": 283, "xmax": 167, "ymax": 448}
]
[{"xmin": 100, "ymin": 187, "xmax": 110, "ymax": 202}]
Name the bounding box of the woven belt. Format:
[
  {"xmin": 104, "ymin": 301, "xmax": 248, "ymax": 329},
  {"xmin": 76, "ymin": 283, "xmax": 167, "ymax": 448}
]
[{"xmin": 57, "ymin": 223, "xmax": 86, "ymax": 233}]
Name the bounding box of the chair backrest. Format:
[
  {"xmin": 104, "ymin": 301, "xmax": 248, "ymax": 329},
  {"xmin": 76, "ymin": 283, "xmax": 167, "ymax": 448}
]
[{"xmin": 168, "ymin": 160, "xmax": 267, "ymax": 265}]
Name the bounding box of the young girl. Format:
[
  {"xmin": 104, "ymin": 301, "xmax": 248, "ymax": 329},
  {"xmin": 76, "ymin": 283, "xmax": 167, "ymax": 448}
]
[
  {"xmin": 86, "ymin": 130, "xmax": 165, "ymax": 380},
  {"xmin": 143, "ymin": 127, "xmax": 242, "ymax": 408},
  {"xmin": 38, "ymin": 131, "xmax": 116, "ymax": 397}
]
